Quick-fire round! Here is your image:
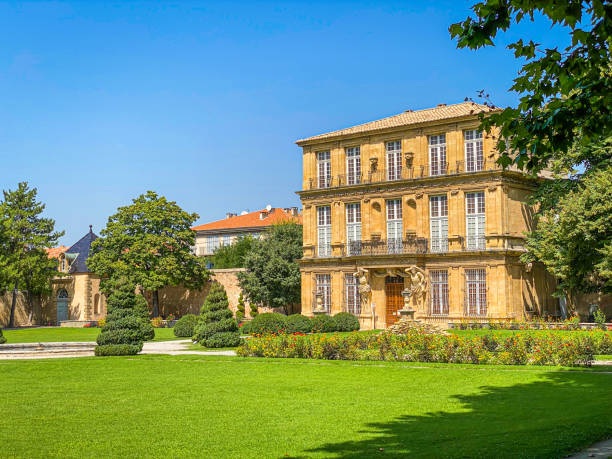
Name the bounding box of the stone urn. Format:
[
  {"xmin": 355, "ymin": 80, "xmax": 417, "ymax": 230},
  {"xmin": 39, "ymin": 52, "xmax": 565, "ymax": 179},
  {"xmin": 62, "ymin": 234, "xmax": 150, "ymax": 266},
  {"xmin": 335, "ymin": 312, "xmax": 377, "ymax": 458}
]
[{"xmin": 398, "ymin": 288, "xmax": 416, "ymax": 321}]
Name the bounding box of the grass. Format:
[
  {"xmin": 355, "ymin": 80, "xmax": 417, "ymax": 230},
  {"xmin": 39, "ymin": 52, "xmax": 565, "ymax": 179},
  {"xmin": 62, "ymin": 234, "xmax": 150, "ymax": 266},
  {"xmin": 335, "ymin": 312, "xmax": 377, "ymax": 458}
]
[
  {"xmin": 1, "ymin": 356, "xmax": 610, "ymax": 458},
  {"xmin": 1, "ymin": 327, "xmax": 181, "ymax": 343}
]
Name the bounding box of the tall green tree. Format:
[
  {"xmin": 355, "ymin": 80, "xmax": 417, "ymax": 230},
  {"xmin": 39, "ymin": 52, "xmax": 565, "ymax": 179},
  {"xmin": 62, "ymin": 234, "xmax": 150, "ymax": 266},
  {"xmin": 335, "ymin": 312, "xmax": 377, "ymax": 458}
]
[
  {"xmin": 451, "ymin": 1, "xmax": 612, "ymax": 301},
  {"xmin": 207, "ymin": 235, "xmax": 255, "ymax": 269},
  {"xmin": 0, "ymin": 182, "xmax": 64, "ymax": 328},
  {"xmin": 88, "ymin": 191, "xmax": 209, "ymax": 317},
  {"xmin": 238, "ymin": 222, "xmax": 302, "ymax": 315},
  {"xmin": 450, "ymin": 0, "xmax": 611, "ymax": 173}
]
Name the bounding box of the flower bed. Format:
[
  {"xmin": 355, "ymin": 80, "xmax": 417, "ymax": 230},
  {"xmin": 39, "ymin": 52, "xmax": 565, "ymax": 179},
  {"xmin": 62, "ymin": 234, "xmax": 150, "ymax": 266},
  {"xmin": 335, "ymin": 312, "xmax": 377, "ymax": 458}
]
[
  {"xmin": 449, "ymin": 318, "xmax": 611, "ymax": 331},
  {"xmin": 237, "ymin": 329, "xmax": 612, "ymax": 366}
]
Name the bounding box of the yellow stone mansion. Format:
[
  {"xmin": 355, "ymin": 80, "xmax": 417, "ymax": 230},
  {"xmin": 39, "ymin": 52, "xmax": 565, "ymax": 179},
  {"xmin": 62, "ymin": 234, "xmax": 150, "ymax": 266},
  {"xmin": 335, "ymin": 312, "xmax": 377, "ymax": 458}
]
[{"xmin": 296, "ymin": 102, "xmax": 559, "ymax": 329}]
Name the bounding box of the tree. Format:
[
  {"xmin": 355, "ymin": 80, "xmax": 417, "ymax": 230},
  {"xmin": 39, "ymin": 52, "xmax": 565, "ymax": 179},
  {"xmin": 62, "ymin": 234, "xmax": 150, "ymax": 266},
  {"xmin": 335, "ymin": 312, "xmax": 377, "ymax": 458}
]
[
  {"xmin": 0, "ymin": 182, "xmax": 64, "ymax": 328},
  {"xmin": 194, "ymin": 282, "xmax": 240, "ymax": 348},
  {"xmin": 238, "ymin": 222, "xmax": 302, "ymax": 315},
  {"xmin": 88, "ymin": 191, "xmax": 209, "ymax": 317},
  {"xmin": 450, "ymin": 0, "xmax": 611, "ymax": 173},
  {"xmin": 207, "ymin": 236, "xmax": 255, "ymax": 269},
  {"xmin": 451, "ymin": 1, "xmax": 612, "ymax": 300},
  {"xmin": 95, "ymin": 278, "xmax": 153, "ymax": 356},
  {"xmin": 525, "ymin": 162, "xmax": 612, "ymax": 296}
]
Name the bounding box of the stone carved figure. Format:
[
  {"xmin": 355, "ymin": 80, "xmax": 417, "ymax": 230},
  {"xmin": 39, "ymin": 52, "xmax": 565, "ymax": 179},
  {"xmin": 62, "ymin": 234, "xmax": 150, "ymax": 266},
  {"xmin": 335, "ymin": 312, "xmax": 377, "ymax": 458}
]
[
  {"xmin": 404, "ymin": 266, "xmax": 427, "ymax": 308},
  {"xmin": 354, "ymin": 268, "xmax": 372, "ymax": 307}
]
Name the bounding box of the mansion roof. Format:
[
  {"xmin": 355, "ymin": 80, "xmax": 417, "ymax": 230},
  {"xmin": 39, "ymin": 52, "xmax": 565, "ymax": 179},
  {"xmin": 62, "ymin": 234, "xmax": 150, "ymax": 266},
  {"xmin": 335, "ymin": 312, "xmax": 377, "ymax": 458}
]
[
  {"xmin": 296, "ymin": 102, "xmax": 497, "ymax": 145},
  {"xmin": 191, "ymin": 208, "xmax": 301, "ymax": 233}
]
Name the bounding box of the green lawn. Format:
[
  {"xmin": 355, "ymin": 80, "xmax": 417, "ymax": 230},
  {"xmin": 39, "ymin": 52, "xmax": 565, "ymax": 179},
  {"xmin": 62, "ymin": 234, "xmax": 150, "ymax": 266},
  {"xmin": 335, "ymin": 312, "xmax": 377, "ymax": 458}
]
[
  {"xmin": 2, "ymin": 327, "xmax": 181, "ymax": 343},
  {"xmin": 1, "ymin": 356, "xmax": 610, "ymax": 458}
]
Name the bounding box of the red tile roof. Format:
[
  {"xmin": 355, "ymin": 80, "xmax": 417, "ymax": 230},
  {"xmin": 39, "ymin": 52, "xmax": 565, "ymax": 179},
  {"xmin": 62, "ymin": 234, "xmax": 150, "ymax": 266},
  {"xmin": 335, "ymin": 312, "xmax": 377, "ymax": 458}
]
[
  {"xmin": 46, "ymin": 246, "xmax": 69, "ymax": 259},
  {"xmin": 191, "ymin": 208, "xmax": 301, "ymax": 232}
]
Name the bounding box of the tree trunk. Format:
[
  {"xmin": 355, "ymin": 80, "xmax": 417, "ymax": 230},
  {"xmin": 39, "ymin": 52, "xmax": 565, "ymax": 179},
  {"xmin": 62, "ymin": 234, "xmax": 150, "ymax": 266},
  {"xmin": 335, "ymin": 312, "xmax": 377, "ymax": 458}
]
[
  {"xmin": 152, "ymin": 290, "xmax": 160, "ymax": 317},
  {"xmin": 9, "ymin": 281, "xmax": 18, "ymax": 328}
]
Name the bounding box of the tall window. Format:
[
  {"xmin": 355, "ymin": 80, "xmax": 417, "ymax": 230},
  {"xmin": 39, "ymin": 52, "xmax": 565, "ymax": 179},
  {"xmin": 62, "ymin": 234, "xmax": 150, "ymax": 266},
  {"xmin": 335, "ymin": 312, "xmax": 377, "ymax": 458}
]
[
  {"xmin": 465, "ymin": 130, "xmax": 484, "ymax": 172},
  {"xmin": 345, "ymin": 274, "xmax": 361, "ymax": 315},
  {"xmin": 317, "ymin": 151, "xmax": 331, "ymax": 188},
  {"xmin": 221, "ymin": 235, "xmax": 231, "ymax": 246},
  {"xmin": 430, "ymin": 195, "xmax": 448, "ymax": 252},
  {"xmin": 205, "ymin": 235, "xmax": 219, "ymax": 254},
  {"xmin": 466, "ymin": 192, "xmax": 485, "ymax": 250},
  {"xmin": 429, "ymin": 134, "xmax": 447, "ymax": 176},
  {"xmin": 346, "ymin": 146, "xmax": 361, "ymax": 185},
  {"xmin": 345, "ymin": 203, "xmax": 362, "ymax": 256},
  {"xmin": 317, "ymin": 206, "xmax": 332, "ymax": 257},
  {"xmin": 386, "ymin": 140, "xmax": 402, "ymax": 181},
  {"xmin": 430, "ymin": 270, "xmax": 449, "ymax": 315},
  {"xmin": 386, "ymin": 199, "xmax": 403, "ymax": 254},
  {"xmin": 465, "ymin": 268, "xmax": 486, "ymax": 315},
  {"xmin": 316, "ymin": 274, "xmax": 332, "ymax": 313}
]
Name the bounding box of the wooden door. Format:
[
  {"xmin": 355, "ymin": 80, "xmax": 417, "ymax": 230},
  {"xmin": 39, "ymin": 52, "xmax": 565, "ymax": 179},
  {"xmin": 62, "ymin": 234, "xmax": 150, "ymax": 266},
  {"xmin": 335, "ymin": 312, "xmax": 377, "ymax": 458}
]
[{"xmin": 385, "ymin": 277, "xmax": 404, "ymax": 326}]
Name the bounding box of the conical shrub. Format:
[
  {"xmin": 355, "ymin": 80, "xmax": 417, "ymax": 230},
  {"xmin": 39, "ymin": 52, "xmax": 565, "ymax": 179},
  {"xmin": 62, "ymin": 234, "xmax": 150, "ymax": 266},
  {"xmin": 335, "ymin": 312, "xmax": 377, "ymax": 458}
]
[
  {"xmin": 195, "ymin": 282, "xmax": 240, "ymax": 348},
  {"xmin": 0, "ymin": 328, "xmax": 5, "ymax": 344},
  {"xmin": 95, "ymin": 279, "xmax": 151, "ymax": 356}
]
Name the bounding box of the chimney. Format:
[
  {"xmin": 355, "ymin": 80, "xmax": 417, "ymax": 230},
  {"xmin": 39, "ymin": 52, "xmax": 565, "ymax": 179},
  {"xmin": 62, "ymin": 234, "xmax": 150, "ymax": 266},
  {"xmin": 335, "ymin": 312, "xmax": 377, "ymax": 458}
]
[
  {"xmin": 437, "ymin": 103, "xmax": 447, "ymax": 107},
  {"xmin": 290, "ymin": 207, "xmax": 298, "ymax": 216},
  {"xmin": 259, "ymin": 211, "xmax": 267, "ymax": 220},
  {"xmin": 226, "ymin": 212, "xmax": 236, "ymax": 219}
]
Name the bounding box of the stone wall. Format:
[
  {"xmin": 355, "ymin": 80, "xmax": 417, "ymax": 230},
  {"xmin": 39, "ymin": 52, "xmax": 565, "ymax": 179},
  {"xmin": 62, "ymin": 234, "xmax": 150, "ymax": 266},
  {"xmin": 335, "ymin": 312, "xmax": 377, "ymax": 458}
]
[{"xmin": 0, "ymin": 291, "xmax": 40, "ymax": 327}]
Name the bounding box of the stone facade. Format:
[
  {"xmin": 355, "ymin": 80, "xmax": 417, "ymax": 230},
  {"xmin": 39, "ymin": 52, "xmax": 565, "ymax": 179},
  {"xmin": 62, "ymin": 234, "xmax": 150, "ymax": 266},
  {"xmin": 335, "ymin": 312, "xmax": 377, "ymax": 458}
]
[{"xmin": 296, "ymin": 102, "xmax": 561, "ymax": 329}]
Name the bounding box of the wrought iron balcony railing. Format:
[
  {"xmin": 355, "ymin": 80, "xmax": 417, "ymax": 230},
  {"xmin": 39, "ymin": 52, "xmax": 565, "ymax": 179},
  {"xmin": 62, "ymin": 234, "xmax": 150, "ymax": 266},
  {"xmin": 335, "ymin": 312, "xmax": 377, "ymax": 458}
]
[{"xmin": 304, "ymin": 160, "xmax": 514, "ymax": 190}]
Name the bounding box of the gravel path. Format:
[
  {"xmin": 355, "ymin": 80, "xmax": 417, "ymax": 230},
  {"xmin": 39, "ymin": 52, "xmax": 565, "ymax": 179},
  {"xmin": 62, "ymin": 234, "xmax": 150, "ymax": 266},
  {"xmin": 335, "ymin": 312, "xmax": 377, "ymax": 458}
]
[{"xmin": 0, "ymin": 339, "xmax": 236, "ymax": 359}]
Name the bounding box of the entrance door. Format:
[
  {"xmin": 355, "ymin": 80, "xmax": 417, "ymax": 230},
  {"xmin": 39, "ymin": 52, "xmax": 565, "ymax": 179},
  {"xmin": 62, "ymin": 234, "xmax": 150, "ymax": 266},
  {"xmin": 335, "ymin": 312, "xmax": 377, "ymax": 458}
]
[
  {"xmin": 57, "ymin": 289, "xmax": 69, "ymax": 324},
  {"xmin": 385, "ymin": 276, "xmax": 404, "ymax": 326}
]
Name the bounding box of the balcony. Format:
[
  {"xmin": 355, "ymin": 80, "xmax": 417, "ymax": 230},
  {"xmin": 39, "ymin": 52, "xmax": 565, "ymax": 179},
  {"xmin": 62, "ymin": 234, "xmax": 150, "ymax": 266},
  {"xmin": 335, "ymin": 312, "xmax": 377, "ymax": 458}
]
[
  {"xmin": 307, "ymin": 235, "xmax": 509, "ymax": 259},
  {"xmin": 304, "ymin": 160, "xmax": 509, "ymax": 191}
]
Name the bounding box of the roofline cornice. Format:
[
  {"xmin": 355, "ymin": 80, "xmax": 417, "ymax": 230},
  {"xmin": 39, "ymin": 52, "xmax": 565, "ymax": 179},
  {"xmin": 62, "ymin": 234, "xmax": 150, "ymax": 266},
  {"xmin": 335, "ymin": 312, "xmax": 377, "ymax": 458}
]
[{"xmin": 295, "ymin": 110, "xmax": 500, "ymax": 148}]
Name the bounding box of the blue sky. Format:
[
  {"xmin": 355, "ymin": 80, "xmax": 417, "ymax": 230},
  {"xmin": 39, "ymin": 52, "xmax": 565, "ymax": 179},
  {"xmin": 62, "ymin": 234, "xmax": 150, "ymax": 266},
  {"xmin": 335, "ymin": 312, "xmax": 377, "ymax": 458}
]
[{"xmin": 0, "ymin": 1, "xmax": 569, "ymax": 245}]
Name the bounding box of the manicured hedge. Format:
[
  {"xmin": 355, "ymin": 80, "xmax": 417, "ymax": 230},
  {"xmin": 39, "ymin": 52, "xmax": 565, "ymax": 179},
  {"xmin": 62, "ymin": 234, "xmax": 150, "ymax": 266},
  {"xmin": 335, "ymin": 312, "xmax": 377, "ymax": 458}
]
[
  {"xmin": 94, "ymin": 343, "xmax": 142, "ymax": 356},
  {"xmin": 238, "ymin": 329, "xmax": 611, "ymax": 366},
  {"xmin": 286, "ymin": 314, "xmax": 313, "ymax": 334},
  {"xmin": 0, "ymin": 328, "xmax": 5, "ymax": 344},
  {"xmin": 333, "ymin": 312, "xmax": 360, "ymax": 332},
  {"xmin": 247, "ymin": 313, "xmax": 288, "ymax": 335},
  {"xmin": 312, "ymin": 314, "xmax": 336, "ymax": 333},
  {"xmin": 173, "ymin": 314, "xmax": 199, "ymax": 338}
]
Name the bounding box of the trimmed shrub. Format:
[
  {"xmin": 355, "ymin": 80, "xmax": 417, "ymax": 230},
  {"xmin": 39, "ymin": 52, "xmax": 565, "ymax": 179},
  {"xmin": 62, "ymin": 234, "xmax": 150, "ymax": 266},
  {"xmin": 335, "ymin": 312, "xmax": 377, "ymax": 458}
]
[
  {"xmin": 134, "ymin": 294, "xmax": 155, "ymax": 340},
  {"xmin": 236, "ymin": 293, "xmax": 246, "ymax": 323},
  {"xmin": 0, "ymin": 328, "xmax": 5, "ymax": 344},
  {"xmin": 194, "ymin": 282, "xmax": 240, "ymax": 348},
  {"xmin": 312, "ymin": 314, "xmax": 336, "ymax": 333},
  {"xmin": 333, "ymin": 312, "xmax": 360, "ymax": 332},
  {"xmin": 173, "ymin": 314, "xmax": 199, "ymax": 337},
  {"xmin": 286, "ymin": 314, "xmax": 313, "ymax": 334},
  {"xmin": 94, "ymin": 343, "xmax": 142, "ymax": 356},
  {"xmin": 240, "ymin": 321, "xmax": 251, "ymax": 335},
  {"xmin": 95, "ymin": 279, "xmax": 150, "ymax": 356},
  {"xmin": 248, "ymin": 312, "xmax": 288, "ymax": 335}
]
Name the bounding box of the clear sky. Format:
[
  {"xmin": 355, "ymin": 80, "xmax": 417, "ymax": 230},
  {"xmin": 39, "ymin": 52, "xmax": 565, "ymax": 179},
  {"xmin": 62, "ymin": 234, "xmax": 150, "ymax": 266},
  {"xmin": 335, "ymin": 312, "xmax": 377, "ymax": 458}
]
[{"xmin": 0, "ymin": 1, "xmax": 569, "ymax": 245}]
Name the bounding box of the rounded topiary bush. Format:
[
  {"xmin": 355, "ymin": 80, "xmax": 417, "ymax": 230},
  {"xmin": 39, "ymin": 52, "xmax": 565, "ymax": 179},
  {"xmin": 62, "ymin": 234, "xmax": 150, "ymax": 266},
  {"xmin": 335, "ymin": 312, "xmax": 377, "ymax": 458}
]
[
  {"xmin": 333, "ymin": 312, "xmax": 360, "ymax": 332},
  {"xmin": 285, "ymin": 314, "xmax": 313, "ymax": 334},
  {"xmin": 0, "ymin": 328, "xmax": 5, "ymax": 344},
  {"xmin": 194, "ymin": 282, "xmax": 240, "ymax": 348},
  {"xmin": 312, "ymin": 314, "xmax": 337, "ymax": 333},
  {"xmin": 173, "ymin": 314, "xmax": 199, "ymax": 338},
  {"xmin": 248, "ymin": 312, "xmax": 288, "ymax": 335}
]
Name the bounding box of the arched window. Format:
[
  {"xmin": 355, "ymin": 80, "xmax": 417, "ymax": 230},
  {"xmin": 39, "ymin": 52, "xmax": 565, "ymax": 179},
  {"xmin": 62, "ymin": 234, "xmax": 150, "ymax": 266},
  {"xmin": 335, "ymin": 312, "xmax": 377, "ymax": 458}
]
[
  {"xmin": 57, "ymin": 289, "xmax": 69, "ymax": 299},
  {"xmin": 93, "ymin": 293, "xmax": 100, "ymax": 315}
]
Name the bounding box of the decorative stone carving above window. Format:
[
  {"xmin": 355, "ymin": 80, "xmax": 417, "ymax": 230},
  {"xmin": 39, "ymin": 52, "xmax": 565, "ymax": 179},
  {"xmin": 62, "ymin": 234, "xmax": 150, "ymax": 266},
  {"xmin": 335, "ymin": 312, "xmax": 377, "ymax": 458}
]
[{"xmin": 369, "ymin": 157, "xmax": 378, "ymax": 172}]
